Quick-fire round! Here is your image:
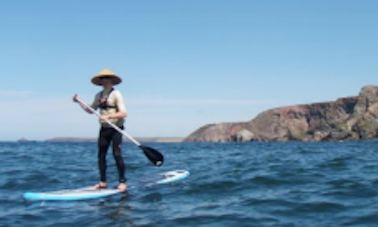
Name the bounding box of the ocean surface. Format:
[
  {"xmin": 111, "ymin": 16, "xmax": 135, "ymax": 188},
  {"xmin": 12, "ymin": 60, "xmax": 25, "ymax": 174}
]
[{"xmin": 1, "ymin": 141, "xmax": 378, "ymax": 226}]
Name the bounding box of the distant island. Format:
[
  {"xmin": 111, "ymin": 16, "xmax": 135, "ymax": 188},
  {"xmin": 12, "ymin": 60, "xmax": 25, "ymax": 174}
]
[
  {"xmin": 185, "ymin": 86, "xmax": 378, "ymax": 142},
  {"xmin": 17, "ymin": 137, "xmax": 37, "ymax": 143}
]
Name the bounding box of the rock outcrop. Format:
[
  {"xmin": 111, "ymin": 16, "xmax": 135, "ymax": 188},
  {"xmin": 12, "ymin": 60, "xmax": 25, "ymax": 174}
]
[
  {"xmin": 184, "ymin": 122, "xmax": 252, "ymax": 142},
  {"xmin": 185, "ymin": 86, "xmax": 378, "ymax": 142}
]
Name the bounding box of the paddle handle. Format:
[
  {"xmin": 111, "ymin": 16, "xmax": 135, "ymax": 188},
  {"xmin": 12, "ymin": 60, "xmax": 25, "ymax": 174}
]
[{"xmin": 75, "ymin": 96, "xmax": 141, "ymax": 146}]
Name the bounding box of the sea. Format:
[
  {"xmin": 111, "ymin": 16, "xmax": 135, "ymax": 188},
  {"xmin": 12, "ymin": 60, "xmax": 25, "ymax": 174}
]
[{"xmin": 1, "ymin": 141, "xmax": 378, "ymax": 226}]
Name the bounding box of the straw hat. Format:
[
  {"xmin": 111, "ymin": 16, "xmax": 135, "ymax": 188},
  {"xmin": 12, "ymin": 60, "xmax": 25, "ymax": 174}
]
[{"xmin": 91, "ymin": 69, "xmax": 122, "ymax": 86}]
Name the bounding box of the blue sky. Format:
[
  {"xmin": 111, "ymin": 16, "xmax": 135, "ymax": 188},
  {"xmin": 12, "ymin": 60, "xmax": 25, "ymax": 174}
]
[{"xmin": 1, "ymin": 0, "xmax": 378, "ymax": 140}]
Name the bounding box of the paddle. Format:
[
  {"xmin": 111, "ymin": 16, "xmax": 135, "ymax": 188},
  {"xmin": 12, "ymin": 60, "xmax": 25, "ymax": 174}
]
[{"xmin": 75, "ymin": 96, "xmax": 164, "ymax": 166}]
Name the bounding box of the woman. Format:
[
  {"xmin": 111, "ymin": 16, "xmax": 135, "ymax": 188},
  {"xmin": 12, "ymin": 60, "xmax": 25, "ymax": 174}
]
[{"xmin": 73, "ymin": 69, "xmax": 128, "ymax": 192}]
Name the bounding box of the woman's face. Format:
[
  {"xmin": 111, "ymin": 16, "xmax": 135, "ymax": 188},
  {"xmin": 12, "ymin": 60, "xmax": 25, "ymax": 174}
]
[{"xmin": 101, "ymin": 78, "xmax": 113, "ymax": 87}]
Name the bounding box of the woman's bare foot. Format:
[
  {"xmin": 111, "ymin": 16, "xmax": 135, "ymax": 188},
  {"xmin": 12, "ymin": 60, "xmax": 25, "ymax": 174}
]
[
  {"xmin": 94, "ymin": 182, "xmax": 107, "ymax": 189},
  {"xmin": 118, "ymin": 182, "xmax": 127, "ymax": 192}
]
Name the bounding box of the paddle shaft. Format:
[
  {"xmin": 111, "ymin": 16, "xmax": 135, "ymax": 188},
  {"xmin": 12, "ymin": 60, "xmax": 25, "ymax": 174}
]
[{"xmin": 75, "ymin": 97, "xmax": 141, "ymax": 146}]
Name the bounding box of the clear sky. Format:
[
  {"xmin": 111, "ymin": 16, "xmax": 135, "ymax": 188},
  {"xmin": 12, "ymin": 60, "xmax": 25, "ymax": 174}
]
[{"xmin": 1, "ymin": 0, "xmax": 378, "ymax": 140}]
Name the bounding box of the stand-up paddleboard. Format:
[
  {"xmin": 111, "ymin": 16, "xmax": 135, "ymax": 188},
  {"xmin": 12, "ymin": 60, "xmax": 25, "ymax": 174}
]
[
  {"xmin": 23, "ymin": 186, "xmax": 120, "ymax": 201},
  {"xmin": 23, "ymin": 170, "xmax": 189, "ymax": 201}
]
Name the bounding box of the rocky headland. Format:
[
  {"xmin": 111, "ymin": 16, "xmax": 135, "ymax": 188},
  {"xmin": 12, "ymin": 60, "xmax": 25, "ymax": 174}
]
[{"xmin": 185, "ymin": 86, "xmax": 378, "ymax": 142}]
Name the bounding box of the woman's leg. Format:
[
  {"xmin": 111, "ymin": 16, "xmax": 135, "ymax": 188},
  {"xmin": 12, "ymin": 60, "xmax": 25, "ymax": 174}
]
[
  {"xmin": 111, "ymin": 128, "xmax": 126, "ymax": 183},
  {"xmin": 98, "ymin": 127, "xmax": 112, "ymax": 183}
]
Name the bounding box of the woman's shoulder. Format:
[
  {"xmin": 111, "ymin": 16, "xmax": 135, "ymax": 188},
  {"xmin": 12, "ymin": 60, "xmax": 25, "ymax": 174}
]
[
  {"xmin": 109, "ymin": 90, "xmax": 124, "ymax": 101},
  {"xmin": 111, "ymin": 89, "xmax": 123, "ymax": 96}
]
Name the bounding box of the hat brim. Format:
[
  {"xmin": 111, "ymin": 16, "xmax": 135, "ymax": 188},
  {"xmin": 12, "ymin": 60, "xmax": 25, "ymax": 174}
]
[{"xmin": 91, "ymin": 75, "xmax": 122, "ymax": 86}]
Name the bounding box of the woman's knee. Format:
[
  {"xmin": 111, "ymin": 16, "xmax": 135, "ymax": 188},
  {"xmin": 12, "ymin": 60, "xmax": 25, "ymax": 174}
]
[{"xmin": 112, "ymin": 146, "xmax": 122, "ymax": 156}]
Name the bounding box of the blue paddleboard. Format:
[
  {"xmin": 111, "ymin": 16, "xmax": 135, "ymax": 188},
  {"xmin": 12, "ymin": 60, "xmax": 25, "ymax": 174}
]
[{"xmin": 23, "ymin": 169, "xmax": 189, "ymax": 201}]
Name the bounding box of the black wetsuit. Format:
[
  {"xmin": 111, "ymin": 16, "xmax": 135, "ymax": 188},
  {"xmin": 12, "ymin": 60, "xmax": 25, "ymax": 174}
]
[
  {"xmin": 98, "ymin": 126, "xmax": 126, "ymax": 183},
  {"xmin": 97, "ymin": 88, "xmax": 126, "ymax": 183}
]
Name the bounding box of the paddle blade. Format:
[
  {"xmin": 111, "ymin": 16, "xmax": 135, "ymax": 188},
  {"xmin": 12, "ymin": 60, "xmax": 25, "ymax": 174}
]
[{"xmin": 140, "ymin": 145, "xmax": 164, "ymax": 166}]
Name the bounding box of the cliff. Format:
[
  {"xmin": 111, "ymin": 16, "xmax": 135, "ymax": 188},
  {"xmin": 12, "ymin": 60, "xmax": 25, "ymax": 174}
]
[{"xmin": 185, "ymin": 86, "xmax": 378, "ymax": 142}]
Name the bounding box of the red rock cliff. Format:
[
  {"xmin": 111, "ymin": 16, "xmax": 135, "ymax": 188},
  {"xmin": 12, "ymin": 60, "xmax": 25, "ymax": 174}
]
[{"xmin": 185, "ymin": 86, "xmax": 378, "ymax": 142}]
